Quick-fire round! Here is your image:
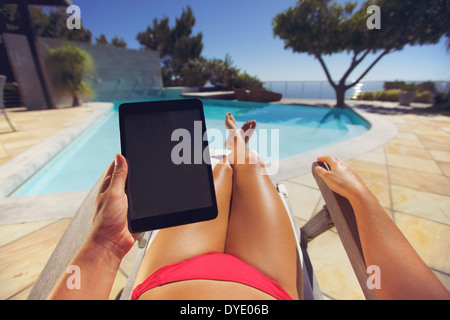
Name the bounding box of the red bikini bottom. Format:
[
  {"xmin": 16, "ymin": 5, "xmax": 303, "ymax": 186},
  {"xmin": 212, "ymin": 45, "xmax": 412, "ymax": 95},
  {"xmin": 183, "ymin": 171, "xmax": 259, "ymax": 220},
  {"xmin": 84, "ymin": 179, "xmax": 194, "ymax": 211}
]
[{"xmin": 131, "ymin": 253, "xmax": 293, "ymax": 300}]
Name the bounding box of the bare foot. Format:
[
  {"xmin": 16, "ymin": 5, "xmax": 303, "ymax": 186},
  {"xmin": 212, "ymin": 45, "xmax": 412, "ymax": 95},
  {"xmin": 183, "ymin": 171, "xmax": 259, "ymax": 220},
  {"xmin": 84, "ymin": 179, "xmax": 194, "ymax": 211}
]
[
  {"xmin": 225, "ymin": 113, "xmax": 257, "ymax": 149},
  {"xmin": 225, "ymin": 113, "xmax": 239, "ymax": 150},
  {"xmin": 241, "ymin": 120, "xmax": 256, "ymax": 144},
  {"xmin": 225, "ymin": 112, "xmax": 238, "ymax": 130},
  {"xmin": 224, "ymin": 113, "xmax": 260, "ymax": 166}
]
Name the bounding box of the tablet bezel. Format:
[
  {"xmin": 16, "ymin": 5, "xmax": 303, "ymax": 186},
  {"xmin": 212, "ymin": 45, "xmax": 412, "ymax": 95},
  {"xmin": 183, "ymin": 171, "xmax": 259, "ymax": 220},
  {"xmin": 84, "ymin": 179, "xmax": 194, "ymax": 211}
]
[{"xmin": 118, "ymin": 98, "xmax": 218, "ymax": 233}]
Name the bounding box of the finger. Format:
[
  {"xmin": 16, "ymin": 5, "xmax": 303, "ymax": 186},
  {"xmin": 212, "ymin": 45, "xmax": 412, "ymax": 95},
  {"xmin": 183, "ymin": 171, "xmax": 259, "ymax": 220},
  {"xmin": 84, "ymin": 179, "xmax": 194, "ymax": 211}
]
[
  {"xmin": 317, "ymin": 155, "xmax": 338, "ymax": 169},
  {"xmin": 99, "ymin": 161, "xmax": 115, "ymax": 194},
  {"xmin": 314, "ymin": 165, "xmax": 328, "ymax": 178},
  {"xmin": 110, "ymin": 154, "xmax": 128, "ymax": 193}
]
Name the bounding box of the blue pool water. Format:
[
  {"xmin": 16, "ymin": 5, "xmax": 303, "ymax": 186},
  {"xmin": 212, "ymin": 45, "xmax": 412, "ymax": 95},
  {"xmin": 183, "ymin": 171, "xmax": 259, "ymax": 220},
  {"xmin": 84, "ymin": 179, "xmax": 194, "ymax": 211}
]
[{"xmin": 13, "ymin": 99, "xmax": 369, "ymax": 196}]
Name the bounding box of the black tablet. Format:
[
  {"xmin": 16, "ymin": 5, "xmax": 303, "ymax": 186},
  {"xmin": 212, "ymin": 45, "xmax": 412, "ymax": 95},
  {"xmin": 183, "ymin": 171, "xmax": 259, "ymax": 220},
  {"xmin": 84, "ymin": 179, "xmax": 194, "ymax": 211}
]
[{"xmin": 119, "ymin": 99, "xmax": 218, "ymax": 233}]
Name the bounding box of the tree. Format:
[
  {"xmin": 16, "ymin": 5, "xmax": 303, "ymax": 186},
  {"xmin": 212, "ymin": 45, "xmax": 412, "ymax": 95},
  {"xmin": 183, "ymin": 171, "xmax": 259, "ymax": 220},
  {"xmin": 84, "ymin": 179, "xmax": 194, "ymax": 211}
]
[
  {"xmin": 95, "ymin": 34, "xmax": 127, "ymax": 48},
  {"xmin": 95, "ymin": 33, "xmax": 108, "ymax": 45},
  {"xmin": 273, "ymin": 0, "xmax": 449, "ymax": 108},
  {"xmin": 46, "ymin": 44, "xmax": 94, "ymax": 107},
  {"xmin": 137, "ymin": 6, "xmax": 203, "ymax": 86},
  {"xmin": 180, "ymin": 57, "xmax": 210, "ymax": 87},
  {"xmin": 179, "ymin": 54, "xmax": 263, "ymax": 89},
  {"xmin": 207, "ymin": 55, "xmax": 240, "ymax": 90},
  {"xmin": 0, "ymin": 4, "xmax": 92, "ymax": 42},
  {"xmin": 111, "ymin": 36, "xmax": 127, "ymax": 48}
]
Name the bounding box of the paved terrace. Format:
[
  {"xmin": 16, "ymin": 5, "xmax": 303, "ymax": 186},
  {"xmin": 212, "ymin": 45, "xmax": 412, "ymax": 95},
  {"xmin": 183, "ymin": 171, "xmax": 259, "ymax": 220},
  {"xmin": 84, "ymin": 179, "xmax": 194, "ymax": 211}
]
[{"xmin": 0, "ymin": 99, "xmax": 449, "ymax": 300}]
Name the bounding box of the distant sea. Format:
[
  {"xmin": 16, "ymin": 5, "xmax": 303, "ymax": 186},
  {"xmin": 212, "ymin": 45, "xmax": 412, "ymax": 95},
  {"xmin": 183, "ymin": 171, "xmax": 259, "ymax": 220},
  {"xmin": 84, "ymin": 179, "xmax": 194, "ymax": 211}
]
[
  {"xmin": 263, "ymin": 80, "xmax": 449, "ymax": 100},
  {"xmin": 262, "ymin": 81, "xmax": 384, "ymax": 100}
]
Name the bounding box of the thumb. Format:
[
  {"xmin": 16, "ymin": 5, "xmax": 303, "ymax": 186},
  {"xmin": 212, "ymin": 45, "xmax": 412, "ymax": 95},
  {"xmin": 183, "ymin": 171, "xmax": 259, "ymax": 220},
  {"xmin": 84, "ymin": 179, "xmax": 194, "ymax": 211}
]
[{"xmin": 110, "ymin": 154, "xmax": 128, "ymax": 192}]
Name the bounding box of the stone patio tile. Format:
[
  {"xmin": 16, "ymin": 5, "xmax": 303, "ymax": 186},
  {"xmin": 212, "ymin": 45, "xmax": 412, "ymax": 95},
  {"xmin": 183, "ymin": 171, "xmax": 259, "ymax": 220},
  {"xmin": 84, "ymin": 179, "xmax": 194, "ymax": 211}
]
[
  {"xmin": 388, "ymin": 166, "xmax": 450, "ymax": 197},
  {"xmin": 0, "ymin": 219, "xmax": 70, "ymax": 300},
  {"xmin": 420, "ymin": 139, "xmax": 450, "ymax": 152},
  {"xmin": 394, "ymin": 124, "xmax": 413, "ymax": 133},
  {"xmin": 419, "ymin": 134, "xmax": 450, "ymax": 145},
  {"xmin": 395, "ymin": 132, "xmax": 419, "ymax": 140},
  {"xmin": 364, "ymin": 179, "xmax": 392, "ymax": 210},
  {"xmin": 437, "ymin": 161, "xmax": 450, "ymax": 177},
  {"xmin": 411, "ymin": 126, "xmax": 449, "ymax": 138},
  {"xmin": 8, "ymin": 286, "xmax": 31, "ymax": 300},
  {"xmin": 394, "ymin": 212, "xmax": 450, "ymax": 274},
  {"xmin": 26, "ymin": 127, "xmax": 62, "ymax": 140},
  {"xmin": 388, "ymin": 137, "xmax": 425, "ymax": 148},
  {"xmin": 385, "ymin": 116, "xmax": 407, "ymax": 124},
  {"xmin": 287, "ymin": 173, "xmax": 318, "ymax": 189},
  {"xmin": 391, "ymin": 185, "xmax": 450, "ymax": 225},
  {"xmin": 428, "ymin": 120, "xmax": 450, "ymax": 129},
  {"xmin": 0, "ymin": 145, "xmax": 9, "ymax": 158},
  {"xmin": 345, "ymin": 160, "xmax": 388, "ymax": 181},
  {"xmin": 428, "ymin": 149, "xmax": 450, "ymax": 163},
  {"xmin": 281, "ymin": 181, "xmax": 322, "ymax": 221},
  {"xmin": 386, "ymin": 153, "xmax": 443, "ymax": 175},
  {"xmin": 385, "ymin": 143, "xmax": 432, "ymax": 159},
  {"xmin": 0, "ymin": 131, "xmax": 40, "ymax": 149},
  {"xmin": 0, "ymin": 157, "xmax": 10, "ymax": 166},
  {"xmin": 0, "ymin": 220, "xmax": 58, "ymax": 247},
  {"xmin": 352, "ymin": 146, "xmax": 386, "ymax": 165},
  {"xmin": 6, "ymin": 146, "xmax": 34, "ymax": 158},
  {"xmin": 307, "ymin": 230, "xmax": 365, "ymax": 300}
]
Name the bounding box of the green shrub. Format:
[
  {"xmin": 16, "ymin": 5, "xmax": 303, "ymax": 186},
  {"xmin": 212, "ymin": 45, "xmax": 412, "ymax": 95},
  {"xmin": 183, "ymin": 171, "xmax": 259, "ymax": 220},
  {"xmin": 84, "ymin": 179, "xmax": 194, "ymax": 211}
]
[
  {"xmin": 417, "ymin": 81, "xmax": 436, "ymax": 94},
  {"xmin": 358, "ymin": 91, "xmax": 376, "ymax": 100},
  {"xmin": 400, "ymin": 83, "xmax": 417, "ymax": 92},
  {"xmin": 424, "ymin": 89, "xmax": 450, "ymax": 115},
  {"xmin": 413, "ymin": 90, "xmax": 433, "ymax": 103},
  {"xmin": 359, "ymin": 82, "xmax": 440, "ymax": 105},
  {"xmin": 46, "ymin": 44, "xmax": 94, "ymax": 107},
  {"xmin": 234, "ymin": 72, "xmax": 262, "ymax": 89},
  {"xmin": 375, "ymin": 89, "xmax": 400, "ymax": 101}
]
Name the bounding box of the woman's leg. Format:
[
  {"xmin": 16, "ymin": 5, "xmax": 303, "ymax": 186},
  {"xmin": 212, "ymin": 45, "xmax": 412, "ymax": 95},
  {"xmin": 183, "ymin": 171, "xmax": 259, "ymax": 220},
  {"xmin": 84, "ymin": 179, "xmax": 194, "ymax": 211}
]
[
  {"xmin": 224, "ymin": 113, "xmax": 302, "ymax": 299},
  {"xmin": 134, "ymin": 162, "xmax": 233, "ymax": 286}
]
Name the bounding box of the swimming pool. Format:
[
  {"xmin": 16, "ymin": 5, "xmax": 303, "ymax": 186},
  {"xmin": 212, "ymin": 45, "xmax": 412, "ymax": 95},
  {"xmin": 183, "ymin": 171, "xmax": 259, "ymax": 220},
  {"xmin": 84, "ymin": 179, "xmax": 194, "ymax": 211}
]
[{"xmin": 12, "ymin": 99, "xmax": 369, "ymax": 196}]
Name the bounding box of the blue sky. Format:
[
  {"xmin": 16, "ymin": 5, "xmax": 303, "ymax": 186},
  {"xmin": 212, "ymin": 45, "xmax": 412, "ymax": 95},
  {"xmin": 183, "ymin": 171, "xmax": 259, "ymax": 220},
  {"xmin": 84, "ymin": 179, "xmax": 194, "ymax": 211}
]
[{"xmin": 72, "ymin": 0, "xmax": 450, "ymax": 82}]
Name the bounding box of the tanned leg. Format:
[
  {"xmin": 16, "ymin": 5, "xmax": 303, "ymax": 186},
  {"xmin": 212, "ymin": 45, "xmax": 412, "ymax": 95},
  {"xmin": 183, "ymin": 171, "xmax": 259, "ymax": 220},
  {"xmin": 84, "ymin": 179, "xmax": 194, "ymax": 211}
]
[{"xmin": 223, "ymin": 113, "xmax": 302, "ymax": 299}]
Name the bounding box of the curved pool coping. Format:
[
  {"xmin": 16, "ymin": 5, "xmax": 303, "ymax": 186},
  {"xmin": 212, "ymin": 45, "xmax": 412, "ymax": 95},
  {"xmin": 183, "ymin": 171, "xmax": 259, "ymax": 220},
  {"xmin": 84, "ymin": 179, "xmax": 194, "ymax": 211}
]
[{"xmin": 0, "ymin": 103, "xmax": 397, "ymax": 225}]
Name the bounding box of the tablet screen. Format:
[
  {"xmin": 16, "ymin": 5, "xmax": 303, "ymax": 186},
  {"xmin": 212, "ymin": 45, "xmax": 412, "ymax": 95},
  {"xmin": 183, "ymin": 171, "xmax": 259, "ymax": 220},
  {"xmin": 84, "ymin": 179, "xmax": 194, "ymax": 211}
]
[{"xmin": 119, "ymin": 99, "xmax": 217, "ymax": 232}]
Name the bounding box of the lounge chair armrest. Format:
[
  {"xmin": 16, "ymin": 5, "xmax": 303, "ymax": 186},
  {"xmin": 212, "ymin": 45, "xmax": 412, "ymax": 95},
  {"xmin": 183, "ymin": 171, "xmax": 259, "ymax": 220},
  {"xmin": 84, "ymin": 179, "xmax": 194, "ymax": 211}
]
[
  {"xmin": 311, "ymin": 161, "xmax": 377, "ymax": 300},
  {"xmin": 27, "ymin": 170, "xmax": 105, "ymax": 300}
]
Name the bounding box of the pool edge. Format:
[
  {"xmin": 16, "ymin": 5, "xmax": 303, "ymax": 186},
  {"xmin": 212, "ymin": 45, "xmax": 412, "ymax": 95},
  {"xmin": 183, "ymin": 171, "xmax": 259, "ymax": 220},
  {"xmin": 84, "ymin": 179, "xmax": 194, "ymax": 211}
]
[{"xmin": 0, "ymin": 102, "xmax": 114, "ymax": 198}]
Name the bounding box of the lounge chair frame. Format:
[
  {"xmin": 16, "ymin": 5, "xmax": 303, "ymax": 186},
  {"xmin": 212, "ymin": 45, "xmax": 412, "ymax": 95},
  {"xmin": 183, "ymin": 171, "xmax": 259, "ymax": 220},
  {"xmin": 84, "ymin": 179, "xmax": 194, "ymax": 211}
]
[
  {"xmin": 0, "ymin": 75, "xmax": 16, "ymax": 133},
  {"xmin": 27, "ymin": 161, "xmax": 376, "ymax": 300}
]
